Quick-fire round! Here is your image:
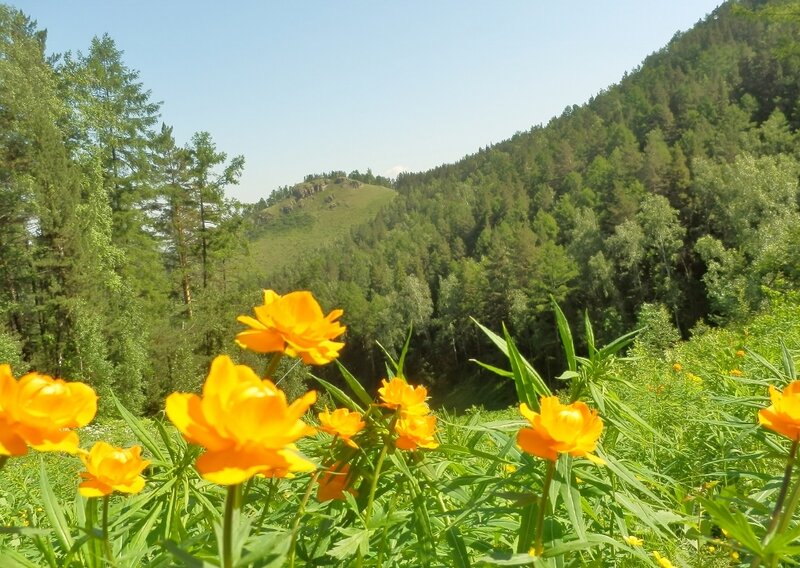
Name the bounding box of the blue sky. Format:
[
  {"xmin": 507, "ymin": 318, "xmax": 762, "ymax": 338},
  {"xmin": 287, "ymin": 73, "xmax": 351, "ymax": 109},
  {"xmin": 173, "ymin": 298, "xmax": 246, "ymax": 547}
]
[{"xmin": 12, "ymin": 1, "xmax": 721, "ymax": 203}]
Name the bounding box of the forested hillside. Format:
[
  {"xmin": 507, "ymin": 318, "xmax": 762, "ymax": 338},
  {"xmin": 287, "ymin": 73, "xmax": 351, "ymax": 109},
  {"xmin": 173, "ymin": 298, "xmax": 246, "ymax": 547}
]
[
  {"xmin": 2, "ymin": 1, "xmax": 800, "ymax": 414},
  {"xmin": 269, "ymin": 1, "xmax": 800, "ymax": 400}
]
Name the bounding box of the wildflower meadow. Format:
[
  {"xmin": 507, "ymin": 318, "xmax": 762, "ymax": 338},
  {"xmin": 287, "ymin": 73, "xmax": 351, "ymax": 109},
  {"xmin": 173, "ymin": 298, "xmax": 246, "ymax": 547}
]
[{"xmin": 1, "ymin": 289, "xmax": 800, "ymax": 567}]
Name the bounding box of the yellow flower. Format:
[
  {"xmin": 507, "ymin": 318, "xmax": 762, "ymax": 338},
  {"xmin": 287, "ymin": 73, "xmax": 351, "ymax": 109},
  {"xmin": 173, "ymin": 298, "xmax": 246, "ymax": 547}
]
[
  {"xmin": 758, "ymin": 381, "xmax": 800, "ymax": 441},
  {"xmin": 395, "ymin": 414, "xmax": 439, "ymax": 450},
  {"xmin": 316, "ymin": 462, "xmax": 356, "ymax": 502},
  {"xmin": 166, "ymin": 355, "xmax": 317, "ymax": 485},
  {"xmin": 730, "ymin": 369, "xmax": 743, "ymax": 377},
  {"xmin": 672, "ymin": 363, "xmax": 682, "ymax": 372},
  {"xmin": 686, "ymin": 372, "xmax": 703, "ymax": 384},
  {"xmin": 517, "ymin": 397, "xmax": 604, "ymax": 463},
  {"xmin": 735, "ymin": 349, "xmax": 745, "ymax": 357},
  {"xmin": 731, "ymin": 551, "xmax": 739, "ymax": 560},
  {"xmin": 624, "ymin": 535, "xmax": 643, "ymax": 547},
  {"xmin": 653, "ymin": 551, "xmax": 675, "ymax": 568},
  {"xmin": 503, "ymin": 464, "xmax": 518, "ymax": 474},
  {"xmin": 378, "ymin": 377, "xmax": 429, "ymax": 415},
  {"xmin": 79, "ymin": 442, "xmax": 150, "ymax": 497},
  {"xmin": 235, "ymin": 290, "xmax": 346, "ymax": 365},
  {"xmin": 318, "ymin": 408, "xmax": 365, "ymax": 448},
  {"xmin": 707, "ymin": 545, "xmax": 716, "ymax": 553},
  {"xmin": 0, "ymin": 364, "xmax": 97, "ymax": 456}
]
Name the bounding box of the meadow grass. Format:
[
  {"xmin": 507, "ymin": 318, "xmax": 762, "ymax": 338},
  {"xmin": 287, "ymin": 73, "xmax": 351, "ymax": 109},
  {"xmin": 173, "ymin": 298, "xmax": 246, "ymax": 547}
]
[{"xmin": 1, "ymin": 294, "xmax": 799, "ymax": 566}]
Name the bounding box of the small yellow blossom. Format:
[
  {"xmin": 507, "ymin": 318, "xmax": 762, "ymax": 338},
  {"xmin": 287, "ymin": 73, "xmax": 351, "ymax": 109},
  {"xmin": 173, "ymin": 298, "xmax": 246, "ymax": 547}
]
[
  {"xmin": 730, "ymin": 369, "xmax": 743, "ymax": 377},
  {"xmin": 686, "ymin": 372, "xmax": 703, "ymax": 384},
  {"xmin": 653, "ymin": 551, "xmax": 675, "ymax": 568},
  {"xmin": 735, "ymin": 349, "xmax": 745, "ymax": 357},
  {"xmin": 672, "ymin": 363, "xmax": 682, "ymax": 372},
  {"xmin": 624, "ymin": 535, "xmax": 643, "ymax": 547},
  {"xmin": 731, "ymin": 551, "xmax": 740, "ymax": 560},
  {"xmin": 503, "ymin": 464, "xmax": 517, "ymax": 474},
  {"xmin": 707, "ymin": 545, "xmax": 716, "ymax": 553}
]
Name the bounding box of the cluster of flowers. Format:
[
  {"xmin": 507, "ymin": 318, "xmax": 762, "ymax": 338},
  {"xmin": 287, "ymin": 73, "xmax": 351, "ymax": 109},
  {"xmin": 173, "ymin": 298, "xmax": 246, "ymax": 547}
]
[
  {"xmin": 0, "ymin": 364, "xmax": 149, "ymax": 497},
  {"xmin": 311, "ymin": 377, "xmax": 442, "ymax": 501}
]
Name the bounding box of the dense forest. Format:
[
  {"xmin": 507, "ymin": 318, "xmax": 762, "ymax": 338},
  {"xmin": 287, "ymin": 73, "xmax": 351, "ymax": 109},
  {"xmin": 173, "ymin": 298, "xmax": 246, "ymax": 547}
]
[
  {"xmin": 268, "ymin": 1, "xmax": 800, "ymax": 400},
  {"xmin": 2, "ymin": 1, "xmax": 800, "ymax": 413},
  {"xmin": 0, "ymin": 5, "xmax": 259, "ymax": 413}
]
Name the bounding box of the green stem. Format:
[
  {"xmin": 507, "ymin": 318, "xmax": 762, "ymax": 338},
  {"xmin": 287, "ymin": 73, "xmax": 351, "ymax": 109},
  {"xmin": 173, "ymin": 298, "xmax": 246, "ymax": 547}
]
[
  {"xmin": 253, "ymin": 478, "xmax": 278, "ymax": 533},
  {"xmin": 365, "ymin": 443, "xmax": 389, "ymax": 527},
  {"xmin": 288, "ymin": 471, "xmax": 320, "ymax": 568},
  {"xmin": 356, "ymin": 443, "xmax": 390, "ymax": 568},
  {"xmin": 751, "ymin": 439, "xmax": 798, "ymax": 568},
  {"xmin": 0, "ymin": 455, "xmax": 7, "ymax": 471},
  {"xmin": 264, "ymin": 353, "xmax": 284, "ymax": 379},
  {"xmin": 777, "ymin": 467, "xmax": 800, "ymax": 535},
  {"xmin": 766, "ymin": 440, "xmax": 798, "ymax": 536},
  {"xmin": 532, "ymin": 460, "xmax": 557, "ymax": 557},
  {"xmin": 102, "ymin": 496, "xmax": 115, "ymax": 567},
  {"xmin": 223, "ymin": 484, "xmax": 239, "ymax": 568}
]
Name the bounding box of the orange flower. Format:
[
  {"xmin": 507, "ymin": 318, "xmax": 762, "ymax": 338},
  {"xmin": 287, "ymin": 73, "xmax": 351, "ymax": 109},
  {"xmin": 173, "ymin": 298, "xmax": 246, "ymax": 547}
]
[
  {"xmin": 318, "ymin": 408, "xmax": 365, "ymax": 448},
  {"xmin": 395, "ymin": 414, "xmax": 439, "ymax": 450},
  {"xmin": 758, "ymin": 381, "xmax": 800, "ymax": 441},
  {"xmin": 165, "ymin": 355, "xmax": 317, "ymax": 485},
  {"xmin": 517, "ymin": 397, "xmax": 604, "ymax": 463},
  {"xmin": 236, "ymin": 290, "xmax": 346, "ymax": 365},
  {"xmin": 316, "ymin": 462, "xmax": 356, "ymax": 502},
  {"xmin": 378, "ymin": 377, "xmax": 429, "ymax": 416},
  {"xmin": 0, "ymin": 364, "xmax": 97, "ymax": 456},
  {"xmin": 79, "ymin": 442, "xmax": 150, "ymax": 497},
  {"xmin": 672, "ymin": 363, "xmax": 682, "ymax": 372}
]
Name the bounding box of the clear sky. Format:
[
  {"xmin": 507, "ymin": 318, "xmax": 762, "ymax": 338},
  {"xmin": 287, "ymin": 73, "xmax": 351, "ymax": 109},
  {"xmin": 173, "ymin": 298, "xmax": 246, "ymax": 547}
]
[{"xmin": 11, "ymin": 1, "xmax": 721, "ymax": 203}]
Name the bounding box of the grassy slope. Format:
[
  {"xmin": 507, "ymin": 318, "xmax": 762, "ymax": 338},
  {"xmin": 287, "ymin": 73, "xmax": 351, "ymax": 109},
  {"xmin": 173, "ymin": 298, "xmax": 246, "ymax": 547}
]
[{"xmin": 247, "ymin": 181, "xmax": 395, "ymax": 278}]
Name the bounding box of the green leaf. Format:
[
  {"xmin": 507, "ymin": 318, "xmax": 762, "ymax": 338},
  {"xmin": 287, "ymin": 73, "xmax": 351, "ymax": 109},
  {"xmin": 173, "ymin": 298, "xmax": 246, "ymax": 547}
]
[
  {"xmin": 1, "ymin": 550, "xmax": 44, "ymax": 568},
  {"xmin": 476, "ymin": 551, "xmax": 538, "ymax": 566},
  {"xmin": 335, "ymin": 360, "xmax": 373, "ymax": 408},
  {"xmin": 327, "ymin": 528, "xmax": 371, "ymax": 560},
  {"xmin": 596, "ymin": 328, "xmax": 640, "ymax": 360},
  {"xmin": 551, "ymin": 298, "xmax": 576, "ymax": 372},
  {"xmin": 237, "ymin": 530, "xmax": 291, "ymax": 567},
  {"xmin": 700, "ymin": 498, "xmax": 763, "ymax": 554},
  {"xmin": 470, "ymin": 359, "xmax": 515, "ymax": 378},
  {"xmin": 0, "ymin": 526, "xmax": 50, "ymax": 537},
  {"xmin": 780, "ymin": 340, "xmax": 796, "ymax": 381},
  {"xmin": 516, "ymin": 503, "xmax": 537, "ymax": 554},
  {"xmin": 472, "ymin": 318, "xmax": 551, "ymax": 403},
  {"xmin": 583, "ymin": 310, "xmax": 597, "ymax": 362},
  {"xmin": 542, "ymin": 532, "xmax": 624, "ymax": 557},
  {"xmin": 39, "ymin": 459, "xmax": 74, "ymax": 553},
  {"xmin": 111, "ymin": 392, "xmax": 167, "ymax": 463},
  {"xmin": 314, "ymin": 376, "xmax": 363, "ymax": 410},
  {"xmin": 162, "ymin": 540, "xmax": 218, "ymax": 567},
  {"xmin": 446, "ymin": 525, "xmax": 472, "ymax": 568}
]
